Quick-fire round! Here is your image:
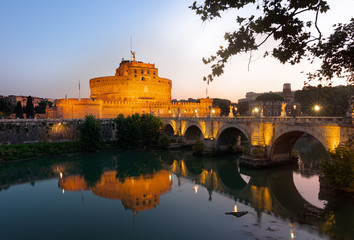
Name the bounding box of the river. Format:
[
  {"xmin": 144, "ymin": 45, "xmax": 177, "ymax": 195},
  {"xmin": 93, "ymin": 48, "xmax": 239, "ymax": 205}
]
[{"xmin": 0, "ymin": 135, "xmax": 352, "ymax": 240}]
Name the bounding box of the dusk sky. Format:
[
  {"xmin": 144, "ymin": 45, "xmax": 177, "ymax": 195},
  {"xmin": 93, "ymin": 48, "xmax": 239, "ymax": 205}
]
[{"xmin": 0, "ymin": 0, "xmax": 353, "ymax": 102}]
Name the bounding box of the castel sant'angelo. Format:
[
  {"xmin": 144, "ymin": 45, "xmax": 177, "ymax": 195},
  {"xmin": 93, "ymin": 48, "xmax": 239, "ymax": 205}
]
[{"xmin": 55, "ymin": 52, "xmax": 220, "ymax": 119}]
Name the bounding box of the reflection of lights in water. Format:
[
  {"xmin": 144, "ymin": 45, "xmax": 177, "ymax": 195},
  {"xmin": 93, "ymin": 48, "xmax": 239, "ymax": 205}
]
[
  {"xmin": 62, "ymin": 189, "xmax": 65, "ymax": 194},
  {"xmin": 169, "ymin": 174, "xmax": 172, "ymax": 181},
  {"xmin": 234, "ymin": 204, "xmax": 238, "ymax": 212},
  {"xmin": 60, "ymin": 172, "xmax": 63, "ymax": 179},
  {"xmin": 289, "ymin": 223, "xmax": 295, "ymax": 239},
  {"xmin": 194, "ymin": 185, "xmax": 199, "ymax": 194},
  {"xmin": 290, "ymin": 229, "xmax": 295, "ymax": 239}
]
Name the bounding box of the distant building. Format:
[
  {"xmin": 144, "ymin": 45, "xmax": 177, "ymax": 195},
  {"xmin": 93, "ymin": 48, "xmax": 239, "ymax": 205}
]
[
  {"xmin": 238, "ymin": 83, "xmax": 301, "ymax": 116},
  {"xmin": 6, "ymin": 95, "xmax": 52, "ymax": 108}
]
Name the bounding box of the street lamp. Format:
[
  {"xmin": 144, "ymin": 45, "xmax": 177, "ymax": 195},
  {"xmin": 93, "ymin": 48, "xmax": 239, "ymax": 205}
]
[{"xmin": 314, "ymin": 105, "xmax": 321, "ymax": 112}]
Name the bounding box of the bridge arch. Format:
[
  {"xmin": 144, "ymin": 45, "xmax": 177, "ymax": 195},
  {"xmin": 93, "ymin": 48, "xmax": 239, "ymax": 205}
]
[
  {"xmin": 183, "ymin": 125, "xmax": 203, "ymax": 143},
  {"xmin": 216, "ymin": 127, "xmax": 249, "ymax": 150},
  {"xmin": 162, "ymin": 120, "xmax": 177, "ymax": 136},
  {"xmin": 162, "ymin": 124, "xmax": 175, "ymax": 137},
  {"xmin": 215, "ymin": 125, "xmax": 250, "ymax": 150},
  {"xmin": 269, "ymin": 128, "xmax": 329, "ymax": 161}
]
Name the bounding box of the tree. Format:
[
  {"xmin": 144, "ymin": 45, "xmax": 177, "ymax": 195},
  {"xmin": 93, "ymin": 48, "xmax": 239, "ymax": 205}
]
[
  {"xmin": 36, "ymin": 100, "xmax": 53, "ymax": 114},
  {"xmin": 25, "ymin": 96, "xmax": 35, "ymax": 119},
  {"xmin": 114, "ymin": 113, "xmax": 163, "ymax": 148},
  {"xmin": 0, "ymin": 98, "xmax": 14, "ymax": 117},
  {"xmin": 321, "ymin": 145, "xmax": 354, "ymax": 192},
  {"xmin": 236, "ymin": 101, "xmax": 249, "ymax": 115},
  {"xmin": 79, "ymin": 114, "xmax": 103, "ymax": 151},
  {"xmin": 308, "ymin": 19, "xmax": 354, "ymax": 84},
  {"xmin": 15, "ymin": 101, "xmax": 23, "ymax": 119},
  {"xmin": 141, "ymin": 114, "xmax": 164, "ymax": 145},
  {"xmin": 295, "ymin": 85, "xmax": 354, "ymax": 116},
  {"xmin": 190, "ymin": 1, "xmax": 353, "ymax": 84},
  {"xmin": 213, "ymin": 98, "xmax": 231, "ymax": 116}
]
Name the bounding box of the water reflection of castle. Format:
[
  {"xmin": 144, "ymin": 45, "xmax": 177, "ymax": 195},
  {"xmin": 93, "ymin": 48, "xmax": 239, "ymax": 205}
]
[{"xmin": 58, "ymin": 170, "xmax": 172, "ymax": 214}]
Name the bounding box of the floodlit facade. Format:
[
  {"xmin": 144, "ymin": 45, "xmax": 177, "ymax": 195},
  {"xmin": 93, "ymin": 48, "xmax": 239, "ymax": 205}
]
[{"xmin": 54, "ymin": 56, "xmax": 220, "ymax": 119}]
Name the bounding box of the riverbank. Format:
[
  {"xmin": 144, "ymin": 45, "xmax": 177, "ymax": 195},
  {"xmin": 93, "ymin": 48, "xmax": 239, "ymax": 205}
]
[{"xmin": 0, "ymin": 141, "xmax": 118, "ymax": 163}]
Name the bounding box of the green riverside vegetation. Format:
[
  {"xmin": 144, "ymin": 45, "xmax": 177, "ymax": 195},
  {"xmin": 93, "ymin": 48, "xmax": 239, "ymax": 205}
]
[
  {"xmin": 79, "ymin": 114, "xmax": 103, "ymax": 151},
  {"xmin": 0, "ymin": 141, "xmax": 82, "ymax": 162},
  {"xmin": 321, "ymin": 145, "xmax": 354, "ymax": 193},
  {"xmin": 114, "ymin": 113, "xmax": 163, "ymax": 148}
]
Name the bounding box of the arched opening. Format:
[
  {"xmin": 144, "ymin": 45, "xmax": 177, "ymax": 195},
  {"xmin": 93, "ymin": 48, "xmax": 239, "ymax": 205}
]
[
  {"xmin": 216, "ymin": 127, "xmax": 248, "ymax": 151},
  {"xmin": 270, "ymin": 132, "xmax": 327, "ymax": 162},
  {"xmin": 163, "ymin": 124, "xmax": 174, "ymax": 137},
  {"xmin": 184, "ymin": 125, "xmax": 203, "ymax": 143}
]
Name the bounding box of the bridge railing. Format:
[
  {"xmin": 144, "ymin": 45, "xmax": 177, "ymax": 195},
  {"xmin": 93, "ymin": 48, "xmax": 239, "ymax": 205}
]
[{"xmin": 160, "ymin": 116, "xmax": 351, "ymax": 125}]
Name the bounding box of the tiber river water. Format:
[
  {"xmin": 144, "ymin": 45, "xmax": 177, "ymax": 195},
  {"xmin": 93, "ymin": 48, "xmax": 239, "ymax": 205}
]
[{"xmin": 0, "ymin": 135, "xmax": 353, "ymax": 240}]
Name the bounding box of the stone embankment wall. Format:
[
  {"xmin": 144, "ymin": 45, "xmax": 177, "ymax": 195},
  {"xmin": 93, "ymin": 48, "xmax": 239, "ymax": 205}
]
[{"xmin": 0, "ymin": 119, "xmax": 115, "ymax": 145}]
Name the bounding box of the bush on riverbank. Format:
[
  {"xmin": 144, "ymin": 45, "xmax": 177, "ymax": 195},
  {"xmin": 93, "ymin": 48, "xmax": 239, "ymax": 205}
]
[
  {"xmin": 79, "ymin": 115, "xmax": 103, "ymax": 151},
  {"xmin": 321, "ymin": 145, "xmax": 354, "ymax": 192},
  {"xmin": 158, "ymin": 133, "xmax": 170, "ymax": 149},
  {"xmin": 114, "ymin": 113, "xmax": 163, "ymax": 148}
]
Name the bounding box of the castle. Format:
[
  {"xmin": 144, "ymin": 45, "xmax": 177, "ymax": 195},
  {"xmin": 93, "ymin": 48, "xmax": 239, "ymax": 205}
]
[{"xmin": 54, "ymin": 53, "xmax": 220, "ymax": 119}]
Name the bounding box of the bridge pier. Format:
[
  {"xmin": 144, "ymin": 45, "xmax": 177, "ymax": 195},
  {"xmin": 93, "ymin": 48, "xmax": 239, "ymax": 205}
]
[{"xmin": 239, "ymin": 144, "xmax": 298, "ymax": 168}]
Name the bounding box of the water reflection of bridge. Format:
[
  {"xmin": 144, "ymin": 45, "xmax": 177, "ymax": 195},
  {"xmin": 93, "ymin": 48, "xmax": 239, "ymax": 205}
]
[{"xmin": 167, "ymin": 155, "xmax": 319, "ymax": 220}]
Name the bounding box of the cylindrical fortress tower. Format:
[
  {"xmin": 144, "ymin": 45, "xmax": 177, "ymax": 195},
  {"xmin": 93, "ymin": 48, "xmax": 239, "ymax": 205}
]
[{"xmin": 90, "ymin": 60, "xmax": 172, "ymax": 103}]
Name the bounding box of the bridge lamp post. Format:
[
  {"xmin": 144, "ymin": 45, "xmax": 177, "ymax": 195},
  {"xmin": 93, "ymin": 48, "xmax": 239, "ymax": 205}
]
[
  {"xmin": 253, "ymin": 107, "xmax": 259, "ymax": 116},
  {"xmin": 313, "ymin": 105, "xmax": 321, "ymax": 115}
]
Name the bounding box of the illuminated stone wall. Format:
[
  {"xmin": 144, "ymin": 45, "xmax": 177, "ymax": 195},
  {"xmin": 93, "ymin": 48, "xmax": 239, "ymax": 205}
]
[{"xmin": 0, "ymin": 119, "xmax": 114, "ymax": 144}]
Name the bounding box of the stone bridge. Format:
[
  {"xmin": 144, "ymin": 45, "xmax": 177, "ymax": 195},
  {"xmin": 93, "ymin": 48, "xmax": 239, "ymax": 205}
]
[{"xmin": 161, "ymin": 116, "xmax": 354, "ymax": 165}]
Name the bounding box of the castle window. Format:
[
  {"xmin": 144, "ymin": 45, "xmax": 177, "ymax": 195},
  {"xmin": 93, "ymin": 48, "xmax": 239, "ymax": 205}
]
[
  {"xmin": 153, "ymin": 71, "xmax": 155, "ymax": 75},
  {"xmin": 135, "ymin": 74, "xmax": 137, "ymax": 77},
  {"xmin": 141, "ymin": 70, "xmax": 143, "ymax": 74},
  {"xmin": 134, "ymin": 69, "xmax": 137, "ymax": 73},
  {"xmin": 147, "ymin": 70, "xmax": 150, "ymax": 74},
  {"xmin": 142, "ymin": 77, "xmax": 145, "ymax": 81}
]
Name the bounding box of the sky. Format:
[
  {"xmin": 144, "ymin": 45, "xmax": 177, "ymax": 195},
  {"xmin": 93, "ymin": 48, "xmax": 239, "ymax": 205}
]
[{"xmin": 0, "ymin": 0, "xmax": 353, "ymax": 102}]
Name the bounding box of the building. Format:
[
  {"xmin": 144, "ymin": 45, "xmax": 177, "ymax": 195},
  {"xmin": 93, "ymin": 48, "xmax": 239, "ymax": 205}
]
[
  {"xmin": 55, "ymin": 54, "xmax": 220, "ymax": 119},
  {"xmin": 238, "ymin": 83, "xmax": 301, "ymax": 116},
  {"xmin": 6, "ymin": 95, "xmax": 52, "ymax": 108}
]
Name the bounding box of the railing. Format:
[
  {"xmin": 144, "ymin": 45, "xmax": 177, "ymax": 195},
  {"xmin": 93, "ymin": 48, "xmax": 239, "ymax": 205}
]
[
  {"xmin": 160, "ymin": 116, "xmax": 351, "ymax": 125},
  {"xmin": 1, "ymin": 116, "xmax": 350, "ymax": 125}
]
